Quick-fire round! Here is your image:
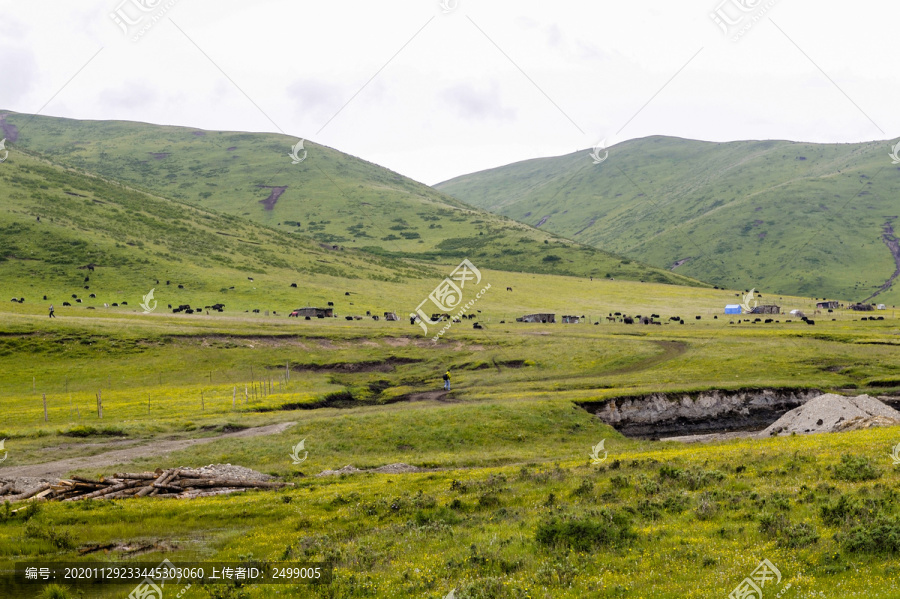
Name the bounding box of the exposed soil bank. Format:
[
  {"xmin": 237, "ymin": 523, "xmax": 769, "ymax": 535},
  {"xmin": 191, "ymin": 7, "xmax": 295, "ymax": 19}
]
[
  {"xmin": 288, "ymin": 357, "xmax": 422, "ymax": 373},
  {"xmin": 577, "ymin": 388, "xmax": 823, "ymax": 438}
]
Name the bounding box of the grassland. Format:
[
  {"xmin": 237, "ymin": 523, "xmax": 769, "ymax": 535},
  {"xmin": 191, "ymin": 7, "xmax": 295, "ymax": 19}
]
[
  {"xmin": 1, "ymin": 278, "xmax": 899, "ymax": 598},
  {"xmin": 1, "ymin": 114, "xmax": 900, "ymax": 598},
  {"xmin": 436, "ymin": 136, "xmax": 900, "ymax": 305},
  {"xmin": 0, "ymin": 111, "xmax": 699, "ymax": 285}
]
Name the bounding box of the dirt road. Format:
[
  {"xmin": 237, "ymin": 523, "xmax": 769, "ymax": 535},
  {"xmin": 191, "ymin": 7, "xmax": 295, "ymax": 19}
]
[{"xmin": 0, "ymin": 421, "xmax": 296, "ymax": 482}]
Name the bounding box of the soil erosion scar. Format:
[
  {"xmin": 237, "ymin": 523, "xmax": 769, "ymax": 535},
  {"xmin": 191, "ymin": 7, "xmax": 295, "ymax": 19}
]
[
  {"xmin": 862, "ymin": 217, "xmax": 900, "ymax": 302},
  {"xmin": 258, "ymin": 186, "xmax": 288, "ymax": 211},
  {"xmin": 0, "ymin": 113, "xmax": 19, "ymax": 142}
]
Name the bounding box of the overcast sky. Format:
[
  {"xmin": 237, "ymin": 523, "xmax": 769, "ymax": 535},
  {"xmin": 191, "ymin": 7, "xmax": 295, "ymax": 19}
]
[{"xmin": 1, "ymin": 0, "xmax": 897, "ymax": 185}]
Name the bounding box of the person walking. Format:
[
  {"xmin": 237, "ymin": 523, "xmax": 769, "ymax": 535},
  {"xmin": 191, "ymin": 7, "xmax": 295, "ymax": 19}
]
[
  {"xmin": 48, "ymin": 304, "xmax": 55, "ymax": 318},
  {"xmin": 442, "ymin": 369, "xmax": 451, "ymax": 391}
]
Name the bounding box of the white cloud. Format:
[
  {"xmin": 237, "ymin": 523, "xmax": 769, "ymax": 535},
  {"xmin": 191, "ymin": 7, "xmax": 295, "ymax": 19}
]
[
  {"xmin": 1, "ymin": 0, "xmax": 897, "ymax": 185},
  {"xmin": 440, "ymin": 82, "xmax": 516, "ymax": 122}
]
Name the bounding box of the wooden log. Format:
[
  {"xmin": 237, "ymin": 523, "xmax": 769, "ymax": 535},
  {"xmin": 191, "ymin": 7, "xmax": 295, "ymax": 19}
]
[
  {"xmin": 71, "ymin": 475, "xmax": 104, "ymax": 484},
  {"xmin": 136, "ymin": 468, "xmax": 179, "ymax": 497},
  {"xmin": 17, "ymin": 483, "xmax": 51, "ymax": 500},
  {"xmin": 106, "ymin": 488, "xmax": 142, "ymax": 499},
  {"xmin": 113, "ymin": 472, "xmax": 158, "ymax": 480},
  {"xmin": 66, "ymin": 480, "xmax": 142, "ymax": 501},
  {"xmin": 149, "ymin": 483, "xmax": 183, "ymax": 492},
  {"xmin": 33, "ymin": 489, "xmax": 54, "ymax": 500},
  {"xmin": 73, "ymin": 482, "xmax": 106, "ymax": 491}
]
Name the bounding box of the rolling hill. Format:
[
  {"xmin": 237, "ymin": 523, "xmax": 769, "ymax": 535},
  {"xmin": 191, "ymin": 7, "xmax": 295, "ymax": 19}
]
[
  {"xmin": 436, "ymin": 136, "xmax": 900, "ymax": 305},
  {"xmin": 0, "ymin": 146, "xmax": 439, "ymax": 313},
  {"xmin": 0, "ymin": 111, "xmax": 701, "ymax": 287}
]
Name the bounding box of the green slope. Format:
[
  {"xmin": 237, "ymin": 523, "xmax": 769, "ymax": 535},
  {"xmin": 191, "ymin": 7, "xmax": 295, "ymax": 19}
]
[
  {"xmin": 436, "ymin": 136, "xmax": 900, "ymax": 304},
  {"xmin": 0, "ymin": 111, "xmax": 702, "ymax": 286},
  {"xmin": 0, "ymin": 146, "xmax": 443, "ymax": 313}
]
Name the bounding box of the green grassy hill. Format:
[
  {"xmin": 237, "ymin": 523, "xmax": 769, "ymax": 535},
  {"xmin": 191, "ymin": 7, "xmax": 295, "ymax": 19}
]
[
  {"xmin": 436, "ymin": 136, "xmax": 900, "ymax": 304},
  {"xmin": 0, "ymin": 146, "xmax": 439, "ymax": 313},
  {"xmin": 0, "ymin": 111, "xmax": 701, "ymax": 286}
]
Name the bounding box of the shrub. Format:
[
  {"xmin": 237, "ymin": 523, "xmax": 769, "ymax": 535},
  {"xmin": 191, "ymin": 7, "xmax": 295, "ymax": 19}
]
[
  {"xmin": 821, "ymin": 494, "xmax": 866, "ymax": 527},
  {"xmin": 658, "ymin": 466, "xmax": 725, "ymax": 490},
  {"xmin": 39, "ymin": 584, "xmax": 73, "ymax": 599},
  {"xmin": 535, "ymin": 511, "xmax": 635, "ymax": 551},
  {"xmin": 413, "ymin": 506, "xmax": 461, "ymax": 527},
  {"xmin": 24, "ymin": 522, "xmax": 75, "ymax": 550},
  {"xmin": 535, "ymin": 557, "xmax": 580, "ymax": 587},
  {"xmin": 759, "ymin": 513, "xmax": 819, "ymax": 548},
  {"xmin": 636, "ymin": 474, "xmax": 660, "ymax": 496},
  {"xmin": 780, "ymin": 522, "xmax": 820, "ymax": 548},
  {"xmin": 842, "ymin": 517, "xmax": 900, "ymax": 554},
  {"xmin": 833, "ymin": 454, "xmax": 881, "ymax": 482},
  {"xmin": 477, "ymin": 494, "xmax": 501, "ymax": 509},
  {"xmin": 609, "ymin": 475, "xmax": 630, "ymax": 488},
  {"xmin": 695, "ymin": 493, "xmax": 717, "ymax": 521},
  {"xmin": 570, "ymin": 478, "xmax": 594, "ymax": 498}
]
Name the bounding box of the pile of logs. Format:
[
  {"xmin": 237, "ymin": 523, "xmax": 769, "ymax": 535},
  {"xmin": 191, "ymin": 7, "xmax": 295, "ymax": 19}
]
[{"xmin": 4, "ymin": 468, "xmax": 292, "ymax": 503}]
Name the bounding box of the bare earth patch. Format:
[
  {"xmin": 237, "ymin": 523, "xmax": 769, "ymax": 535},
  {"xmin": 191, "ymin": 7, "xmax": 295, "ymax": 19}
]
[{"xmin": 0, "ymin": 422, "xmax": 295, "ymax": 495}]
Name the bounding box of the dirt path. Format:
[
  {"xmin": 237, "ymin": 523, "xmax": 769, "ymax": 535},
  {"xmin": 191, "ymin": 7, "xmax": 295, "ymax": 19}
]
[
  {"xmin": 604, "ymin": 340, "xmax": 688, "ymax": 376},
  {"xmin": 0, "ymin": 421, "xmax": 296, "ymax": 481},
  {"xmin": 402, "ymin": 390, "xmax": 451, "ymax": 402},
  {"xmin": 862, "ymin": 218, "xmax": 900, "ymax": 303}
]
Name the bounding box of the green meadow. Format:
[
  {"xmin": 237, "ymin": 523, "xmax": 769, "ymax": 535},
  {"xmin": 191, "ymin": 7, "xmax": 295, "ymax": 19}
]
[
  {"xmin": 1, "ymin": 112, "xmax": 900, "ymax": 598},
  {"xmin": 1, "ymin": 282, "xmax": 899, "ymax": 598}
]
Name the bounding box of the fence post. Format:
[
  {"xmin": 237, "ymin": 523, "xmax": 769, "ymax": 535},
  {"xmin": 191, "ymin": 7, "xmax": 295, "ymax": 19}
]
[
  {"xmin": 43, "ymin": 393, "xmax": 48, "ymax": 422},
  {"xmin": 233, "ymin": 386, "xmax": 236, "ymax": 409},
  {"xmin": 97, "ymin": 390, "xmax": 103, "ymax": 419}
]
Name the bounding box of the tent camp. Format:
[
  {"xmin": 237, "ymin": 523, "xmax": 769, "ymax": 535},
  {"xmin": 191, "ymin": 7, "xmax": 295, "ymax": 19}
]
[{"xmin": 724, "ymin": 305, "xmax": 741, "ymax": 314}]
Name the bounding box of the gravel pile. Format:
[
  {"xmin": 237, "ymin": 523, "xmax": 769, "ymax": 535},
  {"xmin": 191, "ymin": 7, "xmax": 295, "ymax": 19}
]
[
  {"xmin": 761, "ymin": 393, "xmax": 900, "ymax": 436},
  {"xmin": 315, "ymin": 463, "xmax": 425, "ymax": 477},
  {"xmin": 178, "ymin": 463, "xmax": 273, "ymax": 482}
]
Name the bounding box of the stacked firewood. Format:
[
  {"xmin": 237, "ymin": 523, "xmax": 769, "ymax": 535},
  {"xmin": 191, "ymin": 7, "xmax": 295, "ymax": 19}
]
[{"xmin": 5, "ymin": 468, "xmax": 291, "ymax": 503}]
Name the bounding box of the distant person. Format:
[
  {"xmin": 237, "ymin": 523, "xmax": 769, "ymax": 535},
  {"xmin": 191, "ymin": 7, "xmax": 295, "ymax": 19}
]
[
  {"xmin": 48, "ymin": 304, "xmax": 55, "ymax": 318},
  {"xmin": 442, "ymin": 369, "xmax": 451, "ymax": 391}
]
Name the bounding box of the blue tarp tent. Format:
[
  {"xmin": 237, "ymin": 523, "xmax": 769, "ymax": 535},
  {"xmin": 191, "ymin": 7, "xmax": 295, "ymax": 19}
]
[{"xmin": 724, "ymin": 304, "xmax": 741, "ymax": 314}]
